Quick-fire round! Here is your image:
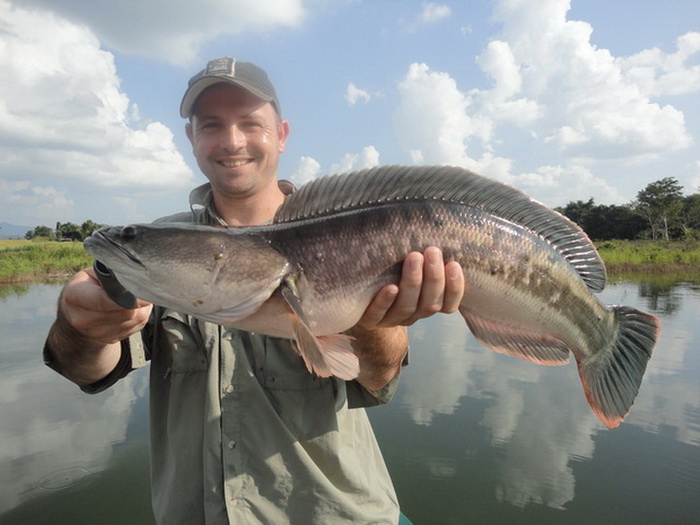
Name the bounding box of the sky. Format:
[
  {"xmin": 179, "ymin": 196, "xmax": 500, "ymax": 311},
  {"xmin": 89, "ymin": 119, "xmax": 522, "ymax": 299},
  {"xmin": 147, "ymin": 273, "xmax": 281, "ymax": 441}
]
[{"xmin": 1, "ymin": 0, "xmax": 699, "ymax": 228}]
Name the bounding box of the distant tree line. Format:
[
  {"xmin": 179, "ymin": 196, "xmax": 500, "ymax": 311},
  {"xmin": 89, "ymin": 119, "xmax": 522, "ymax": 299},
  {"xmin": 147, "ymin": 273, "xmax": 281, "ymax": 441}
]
[
  {"xmin": 25, "ymin": 220, "xmax": 103, "ymax": 241},
  {"xmin": 20, "ymin": 178, "xmax": 700, "ymax": 243},
  {"xmin": 556, "ymin": 177, "xmax": 700, "ymax": 241}
]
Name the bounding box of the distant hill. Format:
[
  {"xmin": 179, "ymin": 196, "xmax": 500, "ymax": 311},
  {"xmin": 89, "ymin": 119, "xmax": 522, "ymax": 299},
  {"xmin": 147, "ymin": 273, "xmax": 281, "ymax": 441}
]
[{"xmin": 0, "ymin": 221, "xmax": 32, "ymax": 239}]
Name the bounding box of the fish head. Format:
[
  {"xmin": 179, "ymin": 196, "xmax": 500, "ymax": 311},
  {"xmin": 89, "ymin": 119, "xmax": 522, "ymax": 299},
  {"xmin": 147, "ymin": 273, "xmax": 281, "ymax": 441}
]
[{"xmin": 84, "ymin": 223, "xmax": 290, "ymax": 321}]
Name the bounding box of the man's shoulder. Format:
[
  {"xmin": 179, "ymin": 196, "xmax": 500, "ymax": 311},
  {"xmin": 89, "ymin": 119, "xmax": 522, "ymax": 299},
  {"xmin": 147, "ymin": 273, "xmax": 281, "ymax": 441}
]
[{"xmin": 153, "ymin": 211, "xmax": 195, "ymax": 224}]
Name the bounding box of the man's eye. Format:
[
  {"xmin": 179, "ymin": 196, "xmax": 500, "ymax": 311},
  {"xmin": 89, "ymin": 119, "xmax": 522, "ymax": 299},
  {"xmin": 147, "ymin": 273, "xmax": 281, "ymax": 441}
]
[{"xmin": 241, "ymin": 121, "xmax": 262, "ymax": 130}]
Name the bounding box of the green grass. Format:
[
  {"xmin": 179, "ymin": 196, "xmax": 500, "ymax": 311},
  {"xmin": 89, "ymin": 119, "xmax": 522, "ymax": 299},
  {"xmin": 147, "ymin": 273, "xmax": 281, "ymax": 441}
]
[
  {"xmin": 0, "ymin": 240, "xmax": 92, "ymax": 282},
  {"xmin": 596, "ymin": 240, "xmax": 700, "ymax": 272},
  {"xmin": 1, "ymin": 238, "xmax": 699, "ymax": 283}
]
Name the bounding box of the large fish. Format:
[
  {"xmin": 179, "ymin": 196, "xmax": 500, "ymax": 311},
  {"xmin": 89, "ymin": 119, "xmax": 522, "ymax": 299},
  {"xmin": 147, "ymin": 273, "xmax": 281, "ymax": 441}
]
[{"xmin": 84, "ymin": 165, "xmax": 659, "ymax": 428}]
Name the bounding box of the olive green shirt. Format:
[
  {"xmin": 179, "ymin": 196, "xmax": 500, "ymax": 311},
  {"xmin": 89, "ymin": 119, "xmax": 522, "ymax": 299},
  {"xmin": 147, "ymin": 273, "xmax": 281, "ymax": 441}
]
[{"xmin": 66, "ymin": 182, "xmax": 402, "ymax": 524}]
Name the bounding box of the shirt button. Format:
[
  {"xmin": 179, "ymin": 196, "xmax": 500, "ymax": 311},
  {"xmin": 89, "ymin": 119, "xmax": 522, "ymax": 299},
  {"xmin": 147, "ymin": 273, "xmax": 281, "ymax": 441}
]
[
  {"xmin": 227, "ymin": 440, "xmax": 236, "ymax": 449},
  {"xmin": 223, "ymin": 385, "xmax": 234, "ymax": 394}
]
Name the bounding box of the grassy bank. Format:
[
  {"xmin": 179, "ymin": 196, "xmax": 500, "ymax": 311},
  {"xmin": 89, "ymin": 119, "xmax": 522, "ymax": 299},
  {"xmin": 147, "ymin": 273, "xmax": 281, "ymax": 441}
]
[
  {"xmin": 0, "ymin": 240, "xmax": 92, "ymax": 282},
  {"xmin": 1, "ymin": 239, "xmax": 699, "ymax": 283},
  {"xmin": 596, "ymin": 240, "xmax": 700, "ymax": 276}
]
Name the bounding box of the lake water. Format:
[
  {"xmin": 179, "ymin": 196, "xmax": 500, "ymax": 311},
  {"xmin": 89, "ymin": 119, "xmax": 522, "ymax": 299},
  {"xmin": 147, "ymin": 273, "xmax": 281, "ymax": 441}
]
[{"xmin": 0, "ymin": 278, "xmax": 698, "ymax": 524}]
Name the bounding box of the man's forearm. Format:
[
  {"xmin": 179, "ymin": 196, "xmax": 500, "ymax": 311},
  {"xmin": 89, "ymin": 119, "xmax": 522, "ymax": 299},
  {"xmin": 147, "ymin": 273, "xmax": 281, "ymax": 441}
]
[
  {"xmin": 45, "ymin": 307, "xmax": 122, "ymax": 386},
  {"xmin": 347, "ymin": 325, "xmax": 409, "ymax": 392}
]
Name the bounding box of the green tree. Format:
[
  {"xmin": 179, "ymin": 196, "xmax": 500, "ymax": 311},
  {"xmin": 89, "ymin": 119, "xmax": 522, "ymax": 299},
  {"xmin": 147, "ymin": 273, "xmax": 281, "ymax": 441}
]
[
  {"xmin": 80, "ymin": 220, "xmax": 103, "ymax": 239},
  {"xmin": 634, "ymin": 177, "xmax": 684, "ymax": 241},
  {"xmin": 680, "ymin": 193, "xmax": 700, "ymax": 239},
  {"xmin": 25, "ymin": 225, "xmax": 54, "ymax": 240},
  {"xmin": 557, "ymin": 199, "xmax": 645, "ymax": 240},
  {"xmin": 56, "ymin": 221, "xmax": 82, "ymax": 241},
  {"xmin": 556, "ymin": 198, "xmax": 596, "ymax": 230}
]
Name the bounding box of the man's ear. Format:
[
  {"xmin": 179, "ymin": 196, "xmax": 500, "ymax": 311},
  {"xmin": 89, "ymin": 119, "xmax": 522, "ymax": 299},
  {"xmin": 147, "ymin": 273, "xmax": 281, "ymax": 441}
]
[
  {"xmin": 185, "ymin": 121, "xmax": 194, "ymax": 145},
  {"xmin": 278, "ymin": 119, "xmax": 290, "ymax": 153}
]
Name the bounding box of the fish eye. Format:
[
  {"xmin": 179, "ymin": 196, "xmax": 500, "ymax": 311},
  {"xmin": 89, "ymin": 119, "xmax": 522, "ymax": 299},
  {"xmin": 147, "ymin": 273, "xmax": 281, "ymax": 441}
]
[{"xmin": 121, "ymin": 226, "xmax": 138, "ymax": 241}]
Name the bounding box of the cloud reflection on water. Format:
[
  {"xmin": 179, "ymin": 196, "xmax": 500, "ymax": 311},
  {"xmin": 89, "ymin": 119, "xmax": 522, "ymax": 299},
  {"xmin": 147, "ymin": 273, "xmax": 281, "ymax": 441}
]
[
  {"xmin": 0, "ymin": 284, "xmax": 148, "ymax": 513},
  {"xmin": 399, "ymin": 280, "xmax": 700, "ymax": 509},
  {"xmin": 1, "ymin": 280, "xmax": 698, "ymax": 517}
]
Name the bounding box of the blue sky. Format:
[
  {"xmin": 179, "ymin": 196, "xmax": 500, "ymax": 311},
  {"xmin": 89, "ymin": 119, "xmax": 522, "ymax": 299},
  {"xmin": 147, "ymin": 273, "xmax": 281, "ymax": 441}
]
[{"xmin": 1, "ymin": 0, "xmax": 699, "ymax": 227}]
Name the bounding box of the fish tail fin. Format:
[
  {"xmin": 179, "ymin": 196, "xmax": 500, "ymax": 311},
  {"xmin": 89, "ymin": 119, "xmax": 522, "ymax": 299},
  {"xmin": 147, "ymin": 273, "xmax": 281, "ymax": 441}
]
[{"xmin": 578, "ymin": 306, "xmax": 660, "ymax": 428}]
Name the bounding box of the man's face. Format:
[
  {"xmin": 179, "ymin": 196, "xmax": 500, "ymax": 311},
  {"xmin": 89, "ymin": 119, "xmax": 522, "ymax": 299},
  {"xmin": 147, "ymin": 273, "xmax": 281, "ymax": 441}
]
[{"xmin": 186, "ymin": 83, "xmax": 289, "ymax": 200}]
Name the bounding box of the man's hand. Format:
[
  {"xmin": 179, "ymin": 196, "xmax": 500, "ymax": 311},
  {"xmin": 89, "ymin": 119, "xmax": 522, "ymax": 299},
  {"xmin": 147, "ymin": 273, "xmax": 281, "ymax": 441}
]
[
  {"xmin": 60, "ymin": 267, "xmax": 152, "ymax": 345},
  {"xmin": 349, "ymin": 247, "xmax": 465, "ymax": 391},
  {"xmin": 357, "ymin": 246, "xmax": 465, "ymax": 330},
  {"xmin": 46, "ymin": 267, "xmax": 152, "ymax": 385}
]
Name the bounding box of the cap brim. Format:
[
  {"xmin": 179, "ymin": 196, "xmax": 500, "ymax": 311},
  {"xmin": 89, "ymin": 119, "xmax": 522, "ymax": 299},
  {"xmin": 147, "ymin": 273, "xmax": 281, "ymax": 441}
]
[{"xmin": 179, "ymin": 76, "xmax": 274, "ymax": 118}]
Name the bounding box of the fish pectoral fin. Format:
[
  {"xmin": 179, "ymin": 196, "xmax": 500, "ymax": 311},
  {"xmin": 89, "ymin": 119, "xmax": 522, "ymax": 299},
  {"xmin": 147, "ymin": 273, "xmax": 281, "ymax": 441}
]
[
  {"xmin": 281, "ymin": 279, "xmax": 360, "ymax": 380},
  {"xmin": 460, "ymin": 307, "xmax": 571, "ymax": 365},
  {"xmin": 317, "ymin": 335, "xmax": 359, "ymax": 381},
  {"xmin": 288, "ymin": 310, "xmax": 332, "ymax": 377}
]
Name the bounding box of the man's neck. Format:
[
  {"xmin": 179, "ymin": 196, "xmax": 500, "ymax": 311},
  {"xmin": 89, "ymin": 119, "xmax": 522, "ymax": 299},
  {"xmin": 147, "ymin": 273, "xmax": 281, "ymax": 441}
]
[{"xmin": 212, "ymin": 185, "xmax": 286, "ymax": 227}]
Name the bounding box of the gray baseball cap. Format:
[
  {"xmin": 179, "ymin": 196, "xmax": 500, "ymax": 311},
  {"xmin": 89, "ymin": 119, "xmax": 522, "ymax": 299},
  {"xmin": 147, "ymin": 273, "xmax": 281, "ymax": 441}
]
[{"xmin": 180, "ymin": 57, "xmax": 281, "ymax": 118}]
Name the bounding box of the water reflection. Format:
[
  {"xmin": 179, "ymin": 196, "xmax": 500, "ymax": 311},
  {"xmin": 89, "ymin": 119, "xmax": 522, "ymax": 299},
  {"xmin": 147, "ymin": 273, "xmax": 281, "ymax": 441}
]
[
  {"xmin": 399, "ymin": 312, "xmax": 601, "ymax": 510},
  {"xmin": 380, "ymin": 278, "xmax": 700, "ymax": 516},
  {"xmin": 0, "ymin": 284, "xmax": 149, "ymax": 516},
  {"xmin": 1, "ymin": 279, "xmax": 699, "ymax": 524}
]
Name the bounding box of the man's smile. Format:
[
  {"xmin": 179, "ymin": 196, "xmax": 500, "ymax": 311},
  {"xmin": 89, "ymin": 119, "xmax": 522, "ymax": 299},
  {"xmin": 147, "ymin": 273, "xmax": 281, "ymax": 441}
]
[{"xmin": 217, "ymin": 158, "xmax": 252, "ymax": 168}]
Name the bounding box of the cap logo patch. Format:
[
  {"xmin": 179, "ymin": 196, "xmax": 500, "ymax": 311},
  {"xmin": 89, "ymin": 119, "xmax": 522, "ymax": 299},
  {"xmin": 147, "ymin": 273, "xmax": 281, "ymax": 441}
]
[{"xmin": 205, "ymin": 57, "xmax": 235, "ymax": 77}]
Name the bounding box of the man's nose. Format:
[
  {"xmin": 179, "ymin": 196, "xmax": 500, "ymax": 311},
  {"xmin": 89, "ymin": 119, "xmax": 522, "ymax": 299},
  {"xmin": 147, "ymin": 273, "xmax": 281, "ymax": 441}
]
[{"xmin": 221, "ymin": 125, "xmax": 246, "ymax": 150}]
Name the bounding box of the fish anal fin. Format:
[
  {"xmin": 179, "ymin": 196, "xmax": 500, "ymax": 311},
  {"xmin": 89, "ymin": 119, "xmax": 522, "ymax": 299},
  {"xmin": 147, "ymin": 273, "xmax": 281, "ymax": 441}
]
[
  {"xmin": 578, "ymin": 306, "xmax": 659, "ymax": 428},
  {"xmin": 459, "ymin": 307, "xmax": 571, "ymax": 365}
]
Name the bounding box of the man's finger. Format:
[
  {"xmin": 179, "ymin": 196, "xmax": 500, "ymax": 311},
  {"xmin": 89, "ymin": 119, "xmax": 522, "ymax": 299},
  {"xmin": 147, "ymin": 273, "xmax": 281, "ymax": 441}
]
[
  {"xmin": 441, "ymin": 261, "xmax": 465, "ymax": 313},
  {"xmin": 381, "ymin": 252, "xmax": 424, "ymax": 325}
]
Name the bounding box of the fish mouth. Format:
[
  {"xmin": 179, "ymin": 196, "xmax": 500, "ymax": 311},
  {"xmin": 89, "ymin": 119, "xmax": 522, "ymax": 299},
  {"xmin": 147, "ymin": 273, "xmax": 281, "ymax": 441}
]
[{"xmin": 85, "ymin": 229, "xmax": 145, "ymax": 268}]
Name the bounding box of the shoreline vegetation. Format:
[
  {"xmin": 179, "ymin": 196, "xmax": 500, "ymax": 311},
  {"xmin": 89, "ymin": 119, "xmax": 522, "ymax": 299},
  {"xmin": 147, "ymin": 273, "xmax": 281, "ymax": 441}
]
[{"xmin": 1, "ymin": 238, "xmax": 699, "ymax": 285}]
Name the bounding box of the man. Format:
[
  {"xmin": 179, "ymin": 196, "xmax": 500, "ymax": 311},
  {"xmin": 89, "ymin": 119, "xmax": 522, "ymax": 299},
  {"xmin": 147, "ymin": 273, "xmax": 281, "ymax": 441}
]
[{"xmin": 43, "ymin": 57, "xmax": 464, "ymax": 524}]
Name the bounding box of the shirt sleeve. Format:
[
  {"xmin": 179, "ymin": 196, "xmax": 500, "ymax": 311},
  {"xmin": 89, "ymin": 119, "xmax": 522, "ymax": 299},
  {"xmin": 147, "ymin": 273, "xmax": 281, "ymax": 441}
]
[
  {"xmin": 79, "ymin": 332, "xmax": 148, "ymax": 394},
  {"xmin": 42, "ymin": 330, "xmax": 149, "ymax": 395}
]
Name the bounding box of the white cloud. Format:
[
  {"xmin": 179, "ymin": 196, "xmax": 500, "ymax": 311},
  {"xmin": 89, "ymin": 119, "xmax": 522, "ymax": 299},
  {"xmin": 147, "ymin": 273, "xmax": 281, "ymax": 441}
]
[
  {"xmin": 0, "ymin": 180, "xmax": 74, "ymax": 225},
  {"xmin": 475, "ymin": 40, "xmax": 542, "ymax": 127},
  {"xmin": 513, "ymin": 164, "xmax": 624, "ymax": 206},
  {"xmin": 15, "ymin": 0, "xmax": 306, "ymax": 66},
  {"xmin": 329, "ymin": 146, "xmax": 380, "ymax": 174},
  {"xmin": 0, "ymin": 1, "xmax": 194, "ymax": 224},
  {"xmin": 395, "ymin": 62, "xmax": 505, "ymax": 174},
  {"xmin": 393, "ymin": 0, "xmax": 697, "ymax": 206},
  {"xmin": 483, "ymin": 0, "xmax": 693, "ymax": 161},
  {"xmin": 418, "ymin": 3, "xmax": 452, "ymax": 24},
  {"xmin": 289, "ymin": 148, "xmax": 381, "ymax": 188},
  {"xmin": 289, "ymin": 156, "xmax": 321, "ymax": 187},
  {"xmin": 686, "ymin": 161, "xmax": 700, "ymax": 194},
  {"xmin": 345, "ymin": 83, "xmax": 372, "ymax": 105},
  {"xmin": 618, "ymin": 31, "xmax": 700, "ymax": 98}
]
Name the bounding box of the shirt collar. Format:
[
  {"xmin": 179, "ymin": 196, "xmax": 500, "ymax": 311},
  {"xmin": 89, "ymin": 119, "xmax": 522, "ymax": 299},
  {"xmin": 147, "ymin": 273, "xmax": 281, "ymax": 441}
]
[{"xmin": 188, "ymin": 180, "xmax": 296, "ymax": 226}]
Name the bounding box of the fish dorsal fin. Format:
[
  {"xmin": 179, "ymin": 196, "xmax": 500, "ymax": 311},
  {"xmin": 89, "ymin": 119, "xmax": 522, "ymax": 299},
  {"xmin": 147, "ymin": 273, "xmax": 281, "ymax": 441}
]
[{"xmin": 275, "ymin": 165, "xmax": 607, "ymax": 292}]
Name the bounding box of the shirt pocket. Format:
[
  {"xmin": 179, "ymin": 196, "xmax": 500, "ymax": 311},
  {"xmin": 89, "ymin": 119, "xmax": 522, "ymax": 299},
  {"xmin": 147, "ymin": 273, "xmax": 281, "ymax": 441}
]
[
  {"xmin": 159, "ymin": 308, "xmax": 211, "ymax": 373},
  {"xmin": 248, "ymin": 334, "xmax": 330, "ymax": 392},
  {"xmin": 243, "ymin": 333, "xmax": 345, "ymax": 439}
]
